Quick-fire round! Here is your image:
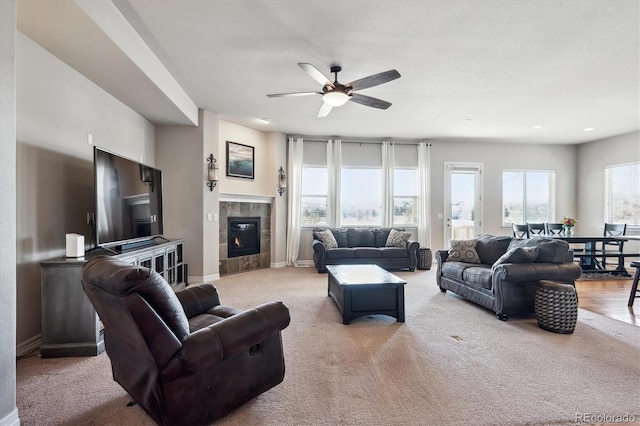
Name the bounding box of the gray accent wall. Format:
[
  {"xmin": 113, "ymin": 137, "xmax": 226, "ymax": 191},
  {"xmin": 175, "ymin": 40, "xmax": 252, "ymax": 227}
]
[
  {"xmin": 0, "ymin": 2, "xmax": 18, "ymax": 424},
  {"xmin": 15, "ymin": 32, "xmax": 155, "ymax": 347}
]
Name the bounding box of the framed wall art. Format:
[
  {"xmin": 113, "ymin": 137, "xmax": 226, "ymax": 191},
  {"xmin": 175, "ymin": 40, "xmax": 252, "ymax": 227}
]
[{"xmin": 226, "ymin": 141, "xmax": 254, "ymax": 179}]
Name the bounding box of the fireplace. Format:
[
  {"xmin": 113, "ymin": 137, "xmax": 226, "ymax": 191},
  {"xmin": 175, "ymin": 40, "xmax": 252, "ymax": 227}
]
[{"xmin": 228, "ymin": 217, "xmax": 261, "ymax": 258}]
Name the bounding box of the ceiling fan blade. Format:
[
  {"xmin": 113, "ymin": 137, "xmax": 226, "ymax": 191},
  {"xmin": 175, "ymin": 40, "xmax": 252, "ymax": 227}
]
[
  {"xmin": 298, "ymin": 63, "xmax": 333, "ymax": 87},
  {"xmin": 347, "ymin": 69, "xmax": 401, "ymax": 91},
  {"xmin": 267, "ymin": 91, "xmax": 322, "ymax": 98},
  {"xmin": 317, "ymin": 102, "xmax": 333, "ymax": 118},
  {"xmin": 349, "ymin": 93, "xmax": 392, "ymax": 109}
]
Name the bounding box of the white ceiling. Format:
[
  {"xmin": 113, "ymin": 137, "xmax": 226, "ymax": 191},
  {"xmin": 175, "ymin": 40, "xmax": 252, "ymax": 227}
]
[{"xmin": 17, "ymin": 0, "xmax": 640, "ymax": 144}]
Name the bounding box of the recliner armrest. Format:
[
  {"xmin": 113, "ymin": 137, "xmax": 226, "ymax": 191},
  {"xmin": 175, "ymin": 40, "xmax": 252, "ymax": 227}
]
[{"xmin": 179, "ymin": 301, "xmax": 290, "ymax": 373}]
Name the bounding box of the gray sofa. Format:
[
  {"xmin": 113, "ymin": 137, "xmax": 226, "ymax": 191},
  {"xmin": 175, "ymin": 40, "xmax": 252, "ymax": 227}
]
[
  {"xmin": 436, "ymin": 234, "xmax": 582, "ymax": 320},
  {"xmin": 312, "ymin": 227, "xmax": 419, "ymax": 273}
]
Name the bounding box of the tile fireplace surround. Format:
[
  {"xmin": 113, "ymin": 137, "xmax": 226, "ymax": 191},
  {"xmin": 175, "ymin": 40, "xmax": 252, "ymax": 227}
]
[{"xmin": 219, "ymin": 201, "xmax": 271, "ymax": 276}]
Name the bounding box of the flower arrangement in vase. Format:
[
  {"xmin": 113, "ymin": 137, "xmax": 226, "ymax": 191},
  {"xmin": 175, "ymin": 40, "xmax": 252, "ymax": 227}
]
[{"xmin": 561, "ymin": 216, "xmax": 577, "ymax": 235}]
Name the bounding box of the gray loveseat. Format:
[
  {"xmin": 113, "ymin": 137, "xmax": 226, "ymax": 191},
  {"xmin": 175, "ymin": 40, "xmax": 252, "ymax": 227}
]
[
  {"xmin": 312, "ymin": 227, "xmax": 419, "ymax": 273},
  {"xmin": 436, "ymin": 234, "xmax": 582, "ymax": 320}
]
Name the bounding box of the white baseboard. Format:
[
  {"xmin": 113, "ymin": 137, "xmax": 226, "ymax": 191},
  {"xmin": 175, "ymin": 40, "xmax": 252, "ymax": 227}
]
[
  {"xmin": 295, "ymin": 260, "xmax": 314, "ymax": 267},
  {"xmin": 0, "ymin": 408, "xmax": 20, "ymax": 426},
  {"xmin": 189, "ymin": 274, "xmax": 220, "ymax": 285},
  {"xmin": 16, "ymin": 333, "xmax": 41, "ymax": 358},
  {"xmin": 270, "ymin": 261, "xmax": 287, "ymax": 268}
]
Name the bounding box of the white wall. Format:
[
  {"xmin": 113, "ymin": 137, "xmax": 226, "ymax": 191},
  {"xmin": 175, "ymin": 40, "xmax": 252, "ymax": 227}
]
[
  {"xmin": 156, "ymin": 110, "xmax": 221, "ymax": 283},
  {"xmin": 0, "ymin": 1, "xmax": 18, "ymax": 424},
  {"xmin": 15, "ymin": 32, "xmax": 155, "ymax": 347},
  {"xmin": 219, "ymin": 121, "xmax": 280, "ymax": 197},
  {"xmin": 296, "ymin": 139, "xmax": 578, "ymax": 262},
  {"xmin": 576, "ymin": 131, "xmax": 640, "ymax": 236},
  {"xmin": 429, "ymin": 140, "xmax": 577, "ymax": 250},
  {"xmin": 266, "ymin": 131, "xmax": 287, "ymax": 266}
]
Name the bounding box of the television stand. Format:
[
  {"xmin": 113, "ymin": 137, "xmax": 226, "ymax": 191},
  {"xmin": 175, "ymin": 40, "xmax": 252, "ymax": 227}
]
[
  {"xmin": 40, "ymin": 238, "xmax": 186, "ymax": 358},
  {"xmin": 115, "ymin": 238, "xmax": 158, "ymax": 253}
]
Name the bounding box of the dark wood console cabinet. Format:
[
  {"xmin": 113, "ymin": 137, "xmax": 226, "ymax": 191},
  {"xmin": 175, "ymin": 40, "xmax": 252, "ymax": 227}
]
[{"xmin": 40, "ymin": 238, "xmax": 186, "ymax": 358}]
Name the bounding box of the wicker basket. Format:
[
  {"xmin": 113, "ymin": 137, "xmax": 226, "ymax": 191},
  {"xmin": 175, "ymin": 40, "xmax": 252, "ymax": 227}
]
[
  {"xmin": 535, "ymin": 280, "xmax": 578, "ymax": 334},
  {"xmin": 418, "ymin": 247, "xmax": 432, "ymax": 270}
]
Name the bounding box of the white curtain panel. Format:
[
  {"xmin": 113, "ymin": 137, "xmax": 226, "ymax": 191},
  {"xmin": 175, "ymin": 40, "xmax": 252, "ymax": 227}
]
[
  {"xmin": 418, "ymin": 142, "xmax": 431, "ymax": 247},
  {"xmin": 286, "ymin": 137, "xmax": 304, "ymax": 266},
  {"xmin": 382, "ymin": 141, "xmax": 395, "ymax": 226},
  {"xmin": 327, "ymin": 139, "xmax": 342, "ymax": 227}
]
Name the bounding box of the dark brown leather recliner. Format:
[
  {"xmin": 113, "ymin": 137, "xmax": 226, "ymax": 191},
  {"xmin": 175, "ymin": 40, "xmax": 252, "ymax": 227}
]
[{"xmin": 81, "ymin": 255, "xmax": 290, "ymax": 425}]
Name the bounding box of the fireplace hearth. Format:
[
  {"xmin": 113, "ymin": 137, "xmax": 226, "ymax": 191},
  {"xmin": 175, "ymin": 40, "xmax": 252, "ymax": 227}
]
[{"xmin": 228, "ymin": 217, "xmax": 261, "ymax": 258}]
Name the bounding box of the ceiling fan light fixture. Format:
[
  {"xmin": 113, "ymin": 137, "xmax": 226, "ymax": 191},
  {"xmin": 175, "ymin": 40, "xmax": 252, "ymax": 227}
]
[{"xmin": 322, "ymin": 91, "xmax": 349, "ymax": 107}]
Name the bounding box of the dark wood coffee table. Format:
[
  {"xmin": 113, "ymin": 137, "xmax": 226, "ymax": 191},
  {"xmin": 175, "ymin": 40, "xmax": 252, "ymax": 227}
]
[{"xmin": 326, "ymin": 265, "xmax": 407, "ymax": 325}]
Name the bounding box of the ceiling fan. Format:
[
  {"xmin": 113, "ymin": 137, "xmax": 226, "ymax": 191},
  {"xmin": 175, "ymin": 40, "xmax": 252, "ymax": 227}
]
[{"xmin": 267, "ymin": 63, "xmax": 401, "ymax": 118}]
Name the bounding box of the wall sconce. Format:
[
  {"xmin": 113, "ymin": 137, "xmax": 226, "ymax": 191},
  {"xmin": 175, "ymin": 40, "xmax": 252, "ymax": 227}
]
[
  {"xmin": 277, "ymin": 166, "xmax": 287, "ymax": 196},
  {"xmin": 207, "ymin": 154, "xmax": 219, "ymax": 191}
]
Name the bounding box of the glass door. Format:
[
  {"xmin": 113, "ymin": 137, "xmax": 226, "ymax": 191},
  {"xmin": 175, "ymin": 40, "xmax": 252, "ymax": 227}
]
[{"xmin": 444, "ymin": 163, "xmax": 483, "ymax": 242}]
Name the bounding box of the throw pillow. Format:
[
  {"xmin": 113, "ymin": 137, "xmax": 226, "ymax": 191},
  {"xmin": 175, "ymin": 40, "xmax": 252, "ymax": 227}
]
[
  {"xmin": 385, "ymin": 229, "xmax": 412, "ymax": 247},
  {"xmin": 507, "ymin": 238, "xmax": 569, "ymax": 263},
  {"xmin": 492, "ymin": 246, "xmax": 538, "ymax": 269},
  {"xmin": 475, "ymin": 234, "xmax": 513, "ymax": 265},
  {"xmin": 315, "ymin": 230, "xmax": 338, "ymax": 249},
  {"xmin": 347, "ymin": 228, "xmax": 376, "ymax": 247},
  {"xmin": 447, "ymin": 239, "xmax": 481, "ymax": 264}
]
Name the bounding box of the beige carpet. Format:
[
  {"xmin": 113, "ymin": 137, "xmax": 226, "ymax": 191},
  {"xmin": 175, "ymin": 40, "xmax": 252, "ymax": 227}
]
[{"xmin": 17, "ymin": 266, "xmax": 640, "ymax": 426}]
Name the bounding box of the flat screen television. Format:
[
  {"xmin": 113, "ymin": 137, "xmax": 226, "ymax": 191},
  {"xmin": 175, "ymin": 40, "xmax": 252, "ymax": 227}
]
[{"xmin": 94, "ymin": 147, "xmax": 163, "ymax": 249}]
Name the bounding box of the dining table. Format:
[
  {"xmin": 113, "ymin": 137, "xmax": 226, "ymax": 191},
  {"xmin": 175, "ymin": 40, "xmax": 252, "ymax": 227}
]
[{"xmin": 534, "ymin": 234, "xmax": 633, "ymax": 276}]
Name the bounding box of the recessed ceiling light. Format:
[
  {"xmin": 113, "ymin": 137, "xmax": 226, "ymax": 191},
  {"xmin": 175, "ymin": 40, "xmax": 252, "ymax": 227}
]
[
  {"xmin": 258, "ymin": 118, "xmax": 272, "ymax": 124},
  {"xmin": 532, "ymin": 125, "xmax": 542, "ymax": 129},
  {"xmin": 584, "ymin": 127, "xmax": 594, "ymax": 132}
]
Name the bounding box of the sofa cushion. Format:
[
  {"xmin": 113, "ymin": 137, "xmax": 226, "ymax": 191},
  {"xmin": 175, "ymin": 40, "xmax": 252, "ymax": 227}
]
[
  {"xmin": 331, "ymin": 228, "xmax": 349, "ymax": 248},
  {"xmin": 315, "ymin": 230, "xmax": 338, "ymax": 248},
  {"xmin": 372, "ymin": 228, "xmax": 392, "ymax": 247},
  {"xmin": 462, "ymin": 266, "xmax": 493, "ymax": 290},
  {"xmin": 326, "ymin": 248, "xmax": 356, "ymax": 259},
  {"xmin": 354, "ymin": 248, "xmax": 382, "ymax": 258},
  {"xmin": 347, "ymin": 228, "xmax": 375, "ymax": 247},
  {"xmin": 475, "ymin": 234, "xmax": 512, "ymax": 265},
  {"xmin": 508, "ymin": 238, "xmax": 569, "ymax": 263},
  {"xmin": 447, "ymin": 239, "xmax": 481, "ymax": 264},
  {"xmin": 385, "ymin": 229, "xmax": 412, "ymax": 248},
  {"xmin": 492, "ymin": 247, "xmax": 539, "ymax": 269},
  {"xmin": 380, "ymin": 247, "xmax": 408, "ymax": 258}
]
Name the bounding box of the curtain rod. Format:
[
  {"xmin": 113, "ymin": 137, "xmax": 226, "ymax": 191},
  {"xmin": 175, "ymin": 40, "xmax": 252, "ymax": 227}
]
[{"xmin": 287, "ymin": 135, "xmax": 432, "ymax": 146}]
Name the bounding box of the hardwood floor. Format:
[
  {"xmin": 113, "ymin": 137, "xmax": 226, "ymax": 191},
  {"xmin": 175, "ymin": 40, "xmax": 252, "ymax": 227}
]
[{"xmin": 575, "ymin": 277, "xmax": 639, "ymax": 326}]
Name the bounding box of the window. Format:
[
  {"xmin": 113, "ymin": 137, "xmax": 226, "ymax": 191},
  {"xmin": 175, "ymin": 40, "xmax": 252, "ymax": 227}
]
[
  {"xmin": 502, "ymin": 171, "xmax": 555, "ymax": 225},
  {"xmin": 301, "ymin": 167, "xmax": 328, "ymax": 226},
  {"xmin": 393, "ymin": 169, "xmax": 418, "ymax": 225},
  {"xmin": 341, "ymin": 168, "xmax": 382, "ymax": 226},
  {"xmin": 605, "ymin": 162, "xmax": 640, "ymax": 226}
]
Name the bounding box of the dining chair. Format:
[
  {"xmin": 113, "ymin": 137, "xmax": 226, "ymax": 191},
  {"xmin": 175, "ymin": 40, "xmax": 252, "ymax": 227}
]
[
  {"xmin": 512, "ymin": 224, "xmax": 529, "ymax": 238},
  {"xmin": 628, "ymin": 261, "xmax": 640, "ymax": 307},
  {"xmin": 602, "ymin": 223, "xmax": 626, "ymax": 268},
  {"xmin": 545, "ymin": 223, "xmax": 564, "ymax": 236},
  {"xmin": 527, "ymin": 223, "xmax": 546, "ymax": 236}
]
